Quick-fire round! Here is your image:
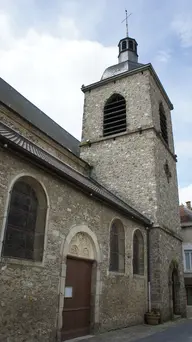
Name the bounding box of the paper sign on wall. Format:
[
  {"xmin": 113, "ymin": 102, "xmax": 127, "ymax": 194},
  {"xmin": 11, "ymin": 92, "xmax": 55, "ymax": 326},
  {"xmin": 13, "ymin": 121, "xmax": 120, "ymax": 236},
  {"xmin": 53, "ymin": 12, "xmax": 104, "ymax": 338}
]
[{"xmin": 65, "ymin": 286, "xmax": 73, "ymax": 298}]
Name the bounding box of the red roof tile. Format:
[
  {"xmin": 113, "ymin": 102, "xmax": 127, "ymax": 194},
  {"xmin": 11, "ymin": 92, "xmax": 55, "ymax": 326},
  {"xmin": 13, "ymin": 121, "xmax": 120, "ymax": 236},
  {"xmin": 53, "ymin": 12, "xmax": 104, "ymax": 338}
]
[{"xmin": 179, "ymin": 205, "xmax": 192, "ymax": 224}]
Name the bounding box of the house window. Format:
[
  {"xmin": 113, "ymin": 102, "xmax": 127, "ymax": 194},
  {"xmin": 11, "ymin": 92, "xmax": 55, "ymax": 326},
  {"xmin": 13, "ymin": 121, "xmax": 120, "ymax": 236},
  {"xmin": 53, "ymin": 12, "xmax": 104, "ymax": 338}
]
[
  {"xmin": 186, "ymin": 286, "xmax": 192, "ymax": 305},
  {"xmin": 133, "ymin": 229, "xmax": 144, "ymax": 275},
  {"xmin": 103, "ymin": 93, "xmax": 126, "ymax": 137},
  {"xmin": 2, "ymin": 176, "xmax": 47, "ymax": 262},
  {"xmin": 159, "ymin": 102, "xmax": 168, "ymax": 145},
  {"xmin": 184, "ymin": 250, "xmax": 192, "ymax": 271},
  {"xmin": 122, "ymin": 40, "xmax": 127, "ymax": 51},
  {"xmin": 109, "ymin": 219, "xmax": 125, "ymax": 273}
]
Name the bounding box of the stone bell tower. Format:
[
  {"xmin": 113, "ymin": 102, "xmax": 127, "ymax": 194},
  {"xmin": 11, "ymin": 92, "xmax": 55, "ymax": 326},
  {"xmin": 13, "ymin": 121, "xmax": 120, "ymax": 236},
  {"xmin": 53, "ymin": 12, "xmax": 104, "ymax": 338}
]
[{"xmin": 80, "ymin": 34, "xmax": 186, "ymax": 320}]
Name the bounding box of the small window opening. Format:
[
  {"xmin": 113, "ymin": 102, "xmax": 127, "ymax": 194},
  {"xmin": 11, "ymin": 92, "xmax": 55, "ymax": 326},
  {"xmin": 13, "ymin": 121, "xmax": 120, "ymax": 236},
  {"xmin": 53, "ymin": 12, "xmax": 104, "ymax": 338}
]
[
  {"xmin": 109, "ymin": 220, "xmax": 125, "ymax": 273},
  {"xmin": 159, "ymin": 103, "xmax": 168, "ymax": 145},
  {"xmin": 122, "ymin": 40, "xmax": 127, "ymax": 51},
  {"xmin": 103, "ymin": 94, "xmax": 126, "ymax": 137},
  {"xmin": 186, "ymin": 286, "xmax": 192, "ymax": 305},
  {"xmin": 129, "ymin": 40, "xmax": 134, "ymax": 50},
  {"xmin": 133, "ymin": 230, "xmax": 144, "ymax": 275}
]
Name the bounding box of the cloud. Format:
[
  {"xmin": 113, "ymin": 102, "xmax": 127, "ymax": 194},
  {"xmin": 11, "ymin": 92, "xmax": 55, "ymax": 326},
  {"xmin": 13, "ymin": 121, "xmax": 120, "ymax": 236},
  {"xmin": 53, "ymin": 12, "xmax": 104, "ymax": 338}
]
[
  {"xmin": 179, "ymin": 184, "xmax": 192, "ymax": 204},
  {"xmin": 57, "ymin": 17, "xmax": 80, "ymax": 39},
  {"xmin": 171, "ymin": 16, "xmax": 192, "ymax": 47},
  {"xmin": 155, "ymin": 50, "xmax": 171, "ymax": 63},
  {"xmin": 0, "ymin": 11, "xmax": 14, "ymax": 47},
  {"xmin": 0, "ymin": 10, "xmax": 116, "ymax": 140}
]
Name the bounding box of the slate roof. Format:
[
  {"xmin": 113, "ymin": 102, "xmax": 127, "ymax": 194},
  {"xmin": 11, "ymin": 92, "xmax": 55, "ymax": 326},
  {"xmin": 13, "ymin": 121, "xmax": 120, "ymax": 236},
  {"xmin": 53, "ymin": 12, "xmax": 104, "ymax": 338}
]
[
  {"xmin": 0, "ymin": 77, "xmax": 80, "ymax": 156},
  {"xmin": 101, "ymin": 60, "xmax": 145, "ymax": 80},
  {"xmin": 179, "ymin": 205, "xmax": 192, "ymax": 226},
  {"xmin": 0, "ymin": 121, "xmax": 151, "ymax": 226}
]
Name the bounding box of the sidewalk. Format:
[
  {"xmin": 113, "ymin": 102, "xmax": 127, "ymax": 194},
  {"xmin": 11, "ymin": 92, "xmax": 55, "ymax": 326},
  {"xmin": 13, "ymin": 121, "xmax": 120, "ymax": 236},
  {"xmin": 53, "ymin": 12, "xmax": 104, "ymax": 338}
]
[{"xmin": 73, "ymin": 318, "xmax": 187, "ymax": 342}]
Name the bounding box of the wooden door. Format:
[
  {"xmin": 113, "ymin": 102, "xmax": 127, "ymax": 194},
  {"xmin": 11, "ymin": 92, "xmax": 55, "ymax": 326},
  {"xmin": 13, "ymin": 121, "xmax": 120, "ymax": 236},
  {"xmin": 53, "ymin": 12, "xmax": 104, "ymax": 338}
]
[{"xmin": 62, "ymin": 257, "xmax": 93, "ymax": 341}]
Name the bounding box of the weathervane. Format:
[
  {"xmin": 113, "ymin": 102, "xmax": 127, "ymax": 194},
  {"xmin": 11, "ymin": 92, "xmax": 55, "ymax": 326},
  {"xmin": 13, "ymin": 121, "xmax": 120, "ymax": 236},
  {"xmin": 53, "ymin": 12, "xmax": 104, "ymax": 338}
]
[{"xmin": 121, "ymin": 9, "xmax": 132, "ymax": 37}]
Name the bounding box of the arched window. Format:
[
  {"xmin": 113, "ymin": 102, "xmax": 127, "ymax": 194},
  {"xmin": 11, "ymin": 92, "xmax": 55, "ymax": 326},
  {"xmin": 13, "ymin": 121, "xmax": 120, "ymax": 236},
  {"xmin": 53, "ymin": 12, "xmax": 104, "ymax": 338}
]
[
  {"xmin": 109, "ymin": 219, "xmax": 125, "ymax": 272},
  {"xmin": 159, "ymin": 102, "xmax": 168, "ymax": 145},
  {"xmin": 103, "ymin": 94, "xmax": 126, "ymax": 137},
  {"xmin": 133, "ymin": 229, "xmax": 144, "ymax": 275},
  {"xmin": 2, "ymin": 176, "xmax": 47, "ymax": 261},
  {"xmin": 129, "ymin": 40, "xmax": 134, "ymax": 50},
  {"xmin": 122, "ymin": 40, "xmax": 127, "ymax": 51}
]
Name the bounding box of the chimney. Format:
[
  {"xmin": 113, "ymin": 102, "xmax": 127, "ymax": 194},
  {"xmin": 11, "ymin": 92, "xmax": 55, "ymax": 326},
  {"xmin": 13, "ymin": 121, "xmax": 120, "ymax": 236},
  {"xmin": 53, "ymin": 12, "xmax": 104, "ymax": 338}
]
[{"xmin": 186, "ymin": 201, "xmax": 191, "ymax": 210}]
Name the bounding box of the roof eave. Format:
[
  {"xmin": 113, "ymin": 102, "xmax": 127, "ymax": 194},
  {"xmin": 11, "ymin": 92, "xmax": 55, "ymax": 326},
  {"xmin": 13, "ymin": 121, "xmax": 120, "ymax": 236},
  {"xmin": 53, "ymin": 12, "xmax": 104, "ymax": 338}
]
[
  {"xmin": 0, "ymin": 132, "xmax": 151, "ymax": 227},
  {"xmin": 118, "ymin": 37, "xmax": 138, "ymax": 46},
  {"xmin": 0, "ymin": 100, "xmax": 82, "ymax": 159}
]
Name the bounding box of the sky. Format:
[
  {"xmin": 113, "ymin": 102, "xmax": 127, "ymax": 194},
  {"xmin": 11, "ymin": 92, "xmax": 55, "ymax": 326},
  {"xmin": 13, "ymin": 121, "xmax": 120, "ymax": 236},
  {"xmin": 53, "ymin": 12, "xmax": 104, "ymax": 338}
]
[{"xmin": 0, "ymin": 0, "xmax": 191, "ymax": 204}]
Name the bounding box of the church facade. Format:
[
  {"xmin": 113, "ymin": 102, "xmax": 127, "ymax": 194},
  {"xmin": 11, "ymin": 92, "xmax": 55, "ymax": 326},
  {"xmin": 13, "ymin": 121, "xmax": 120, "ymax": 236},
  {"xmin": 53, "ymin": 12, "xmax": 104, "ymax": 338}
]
[{"xmin": 0, "ymin": 35, "xmax": 186, "ymax": 342}]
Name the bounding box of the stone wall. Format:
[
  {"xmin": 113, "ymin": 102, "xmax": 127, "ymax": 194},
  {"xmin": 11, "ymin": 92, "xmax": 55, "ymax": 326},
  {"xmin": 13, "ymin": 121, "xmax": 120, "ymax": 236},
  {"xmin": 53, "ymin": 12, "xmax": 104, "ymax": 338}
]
[
  {"xmin": 80, "ymin": 67, "xmax": 186, "ymax": 320},
  {"xmin": 80, "ymin": 68, "xmax": 180, "ymax": 234},
  {"xmin": 149, "ymin": 73, "xmax": 175, "ymax": 154},
  {"xmin": 81, "ymin": 130, "xmax": 157, "ymax": 221},
  {"xmin": 80, "ymin": 60, "xmax": 159, "ymax": 221},
  {"xmin": 100, "ymin": 273, "xmax": 146, "ymax": 331},
  {"xmin": 81, "ymin": 70, "xmax": 171, "ymax": 226},
  {"xmin": 81, "ymin": 70, "xmax": 153, "ymax": 142},
  {"xmin": 154, "ymin": 137, "xmax": 181, "ymax": 234},
  {"xmin": 0, "ymin": 146, "xmax": 147, "ymax": 342},
  {"xmin": 150, "ymin": 228, "xmax": 186, "ymax": 321}
]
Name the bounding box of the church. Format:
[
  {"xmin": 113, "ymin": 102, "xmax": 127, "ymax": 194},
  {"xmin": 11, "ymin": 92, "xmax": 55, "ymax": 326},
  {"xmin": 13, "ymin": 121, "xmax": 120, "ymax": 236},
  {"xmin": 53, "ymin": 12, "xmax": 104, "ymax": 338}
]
[{"xmin": 0, "ymin": 32, "xmax": 186, "ymax": 342}]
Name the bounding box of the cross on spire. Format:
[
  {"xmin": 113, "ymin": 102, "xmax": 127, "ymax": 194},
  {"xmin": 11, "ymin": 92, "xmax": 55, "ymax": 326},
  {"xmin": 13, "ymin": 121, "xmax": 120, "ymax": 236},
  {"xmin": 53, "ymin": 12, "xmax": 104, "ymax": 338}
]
[{"xmin": 121, "ymin": 9, "xmax": 132, "ymax": 37}]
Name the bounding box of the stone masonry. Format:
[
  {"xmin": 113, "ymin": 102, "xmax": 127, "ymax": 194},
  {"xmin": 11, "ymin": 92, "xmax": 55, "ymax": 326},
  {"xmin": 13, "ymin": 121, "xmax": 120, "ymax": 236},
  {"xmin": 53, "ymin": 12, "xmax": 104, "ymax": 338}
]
[
  {"xmin": 80, "ymin": 66, "xmax": 186, "ymax": 320},
  {"xmin": 0, "ymin": 104, "xmax": 90, "ymax": 176},
  {"xmin": 0, "ymin": 107, "xmax": 148, "ymax": 341}
]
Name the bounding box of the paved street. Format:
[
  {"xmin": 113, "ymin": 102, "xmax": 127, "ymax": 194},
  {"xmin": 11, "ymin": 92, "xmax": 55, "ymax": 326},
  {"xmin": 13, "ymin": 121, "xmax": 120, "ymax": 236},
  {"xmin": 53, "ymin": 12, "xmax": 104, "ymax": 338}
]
[
  {"xmin": 77, "ymin": 319, "xmax": 192, "ymax": 342},
  {"xmin": 134, "ymin": 320, "xmax": 192, "ymax": 341}
]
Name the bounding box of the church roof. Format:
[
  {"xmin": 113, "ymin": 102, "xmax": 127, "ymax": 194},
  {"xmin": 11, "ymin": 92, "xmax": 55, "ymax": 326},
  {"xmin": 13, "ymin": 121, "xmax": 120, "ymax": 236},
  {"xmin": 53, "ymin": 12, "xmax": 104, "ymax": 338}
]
[
  {"xmin": 0, "ymin": 121, "xmax": 151, "ymax": 226},
  {"xmin": 0, "ymin": 77, "xmax": 80, "ymax": 156},
  {"xmin": 179, "ymin": 205, "xmax": 192, "ymax": 226},
  {"xmin": 101, "ymin": 60, "xmax": 145, "ymax": 80}
]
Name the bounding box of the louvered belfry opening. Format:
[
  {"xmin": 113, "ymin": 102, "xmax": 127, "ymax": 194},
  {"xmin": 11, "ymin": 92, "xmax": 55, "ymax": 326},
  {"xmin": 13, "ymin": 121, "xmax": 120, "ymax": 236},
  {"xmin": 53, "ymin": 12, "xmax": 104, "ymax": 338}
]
[
  {"xmin": 103, "ymin": 94, "xmax": 126, "ymax": 137},
  {"xmin": 159, "ymin": 102, "xmax": 168, "ymax": 145},
  {"xmin": 122, "ymin": 40, "xmax": 127, "ymax": 50}
]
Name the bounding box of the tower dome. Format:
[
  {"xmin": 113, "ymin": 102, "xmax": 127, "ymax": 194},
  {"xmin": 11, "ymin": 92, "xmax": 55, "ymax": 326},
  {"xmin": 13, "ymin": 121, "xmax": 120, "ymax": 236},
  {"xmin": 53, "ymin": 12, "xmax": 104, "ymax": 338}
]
[{"xmin": 101, "ymin": 36, "xmax": 144, "ymax": 80}]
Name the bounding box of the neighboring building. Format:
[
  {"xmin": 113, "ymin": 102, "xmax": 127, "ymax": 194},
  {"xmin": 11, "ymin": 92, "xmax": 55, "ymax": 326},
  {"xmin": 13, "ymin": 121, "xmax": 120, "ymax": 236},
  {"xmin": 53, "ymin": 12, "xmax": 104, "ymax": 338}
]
[
  {"xmin": 180, "ymin": 202, "xmax": 192, "ymax": 315},
  {"xmin": 0, "ymin": 33, "xmax": 186, "ymax": 342}
]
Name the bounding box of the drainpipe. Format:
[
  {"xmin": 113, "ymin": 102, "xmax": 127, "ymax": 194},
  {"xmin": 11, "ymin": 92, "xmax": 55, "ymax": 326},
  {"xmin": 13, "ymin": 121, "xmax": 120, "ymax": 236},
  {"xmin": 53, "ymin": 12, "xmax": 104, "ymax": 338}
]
[{"xmin": 146, "ymin": 225, "xmax": 151, "ymax": 312}]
